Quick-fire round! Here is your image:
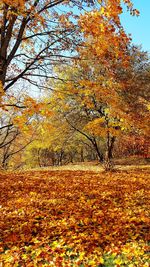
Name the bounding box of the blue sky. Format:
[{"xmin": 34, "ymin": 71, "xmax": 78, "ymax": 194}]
[{"xmin": 121, "ymin": 0, "xmax": 150, "ymax": 52}]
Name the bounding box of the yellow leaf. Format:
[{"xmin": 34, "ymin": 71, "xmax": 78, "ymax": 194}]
[
  {"xmin": 99, "ymin": 257, "xmax": 104, "ymax": 264},
  {"xmin": 79, "ymin": 251, "xmax": 85, "ymax": 260},
  {"xmin": 115, "ymin": 257, "xmax": 123, "ymax": 265},
  {"xmin": 89, "ymin": 259, "xmax": 96, "ymax": 265},
  {"xmin": 22, "ymin": 254, "xmax": 27, "ymax": 260},
  {"xmin": 100, "ymin": 7, "xmax": 105, "ymax": 15}
]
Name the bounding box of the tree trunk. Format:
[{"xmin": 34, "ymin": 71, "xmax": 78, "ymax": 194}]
[
  {"xmin": 92, "ymin": 138, "xmax": 103, "ymax": 162},
  {"xmin": 104, "ymin": 132, "xmax": 115, "ymax": 171},
  {"xmin": 80, "ymin": 147, "xmax": 84, "ymax": 162},
  {"xmin": 108, "ymin": 136, "xmax": 116, "ymax": 159},
  {"xmin": 58, "ymin": 150, "xmax": 64, "ymax": 166},
  {"xmin": 37, "ymin": 148, "xmax": 42, "ymax": 167}
]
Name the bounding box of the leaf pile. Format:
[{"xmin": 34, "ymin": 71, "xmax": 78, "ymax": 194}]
[{"xmin": 0, "ymin": 169, "xmax": 150, "ymax": 266}]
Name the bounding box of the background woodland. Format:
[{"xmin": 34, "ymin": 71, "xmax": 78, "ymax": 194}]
[{"xmin": 0, "ymin": 0, "xmax": 149, "ymax": 170}]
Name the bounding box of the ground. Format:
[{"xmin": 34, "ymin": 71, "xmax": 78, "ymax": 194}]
[{"xmin": 0, "ymin": 165, "xmax": 150, "ymax": 266}]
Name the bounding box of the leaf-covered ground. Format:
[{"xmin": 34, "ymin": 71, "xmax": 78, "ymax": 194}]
[{"xmin": 0, "ymin": 169, "xmax": 150, "ymax": 266}]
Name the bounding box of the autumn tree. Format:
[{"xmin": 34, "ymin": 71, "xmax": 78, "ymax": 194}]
[
  {"xmin": 78, "ymin": 46, "xmax": 150, "ymax": 167},
  {"xmin": 0, "ymin": 92, "xmax": 48, "ymax": 169},
  {"xmin": 23, "ymin": 108, "xmax": 101, "ymax": 168},
  {"xmin": 0, "ymin": 0, "xmax": 98, "ymax": 93},
  {"xmin": 45, "ymin": 36, "xmax": 149, "ymax": 169},
  {"xmin": 18, "ymin": 45, "xmax": 150, "ymax": 169},
  {"xmin": 47, "ymin": 65, "xmax": 105, "ymax": 162},
  {"xmin": 0, "ymin": 0, "xmax": 139, "ymax": 95},
  {"xmin": 24, "ymin": 116, "xmax": 75, "ymax": 167},
  {"xmin": 69, "ymin": 2, "xmax": 148, "ymax": 168},
  {"xmin": 0, "ymin": 0, "xmax": 145, "ymax": 170},
  {"xmin": 115, "ymin": 46, "xmax": 150, "ymax": 136},
  {"xmin": 0, "ymin": 0, "xmax": 97, "ymax": 160}
]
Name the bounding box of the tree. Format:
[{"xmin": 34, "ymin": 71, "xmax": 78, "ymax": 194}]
[
  {"xmin": 45, "ymin": 48, "xmax": 149, "ymax": 169},
  {"xmin": 0, "ymin": 0, "xmax": 139, "ymax": 92},
  {"xmin": 114, "ymin": 133, "xmax": 150, "ymax": 159},
  {"xmin": 0, "ymin": 0, "xmax": 97, "ymax": 93},
  {"xmin": 0, "ymin": 0, "xmax": 145, "ymax": 170},
  {"xmin": 0, "ymin": 0, "xmax": 96, "ymax": 150},
  {"xmin": 0, "ymin": 92, "xmax": 45, "ymax": 169},
  {"xmin": 115, "ymin": 46, "xmax": 150, "ymax": 136}
]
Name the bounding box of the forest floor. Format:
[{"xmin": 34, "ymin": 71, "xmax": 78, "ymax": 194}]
[
  {"xmin": 22, "ymin": 157, "xmax": 150, "ymax": 172},
  {"xmin": 0, "ymin": 166, "xmax": 150, "ymax": 266},
  {"xmin": 27, "ymin": 163, "xmax": 150, "ymax": 172}
]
